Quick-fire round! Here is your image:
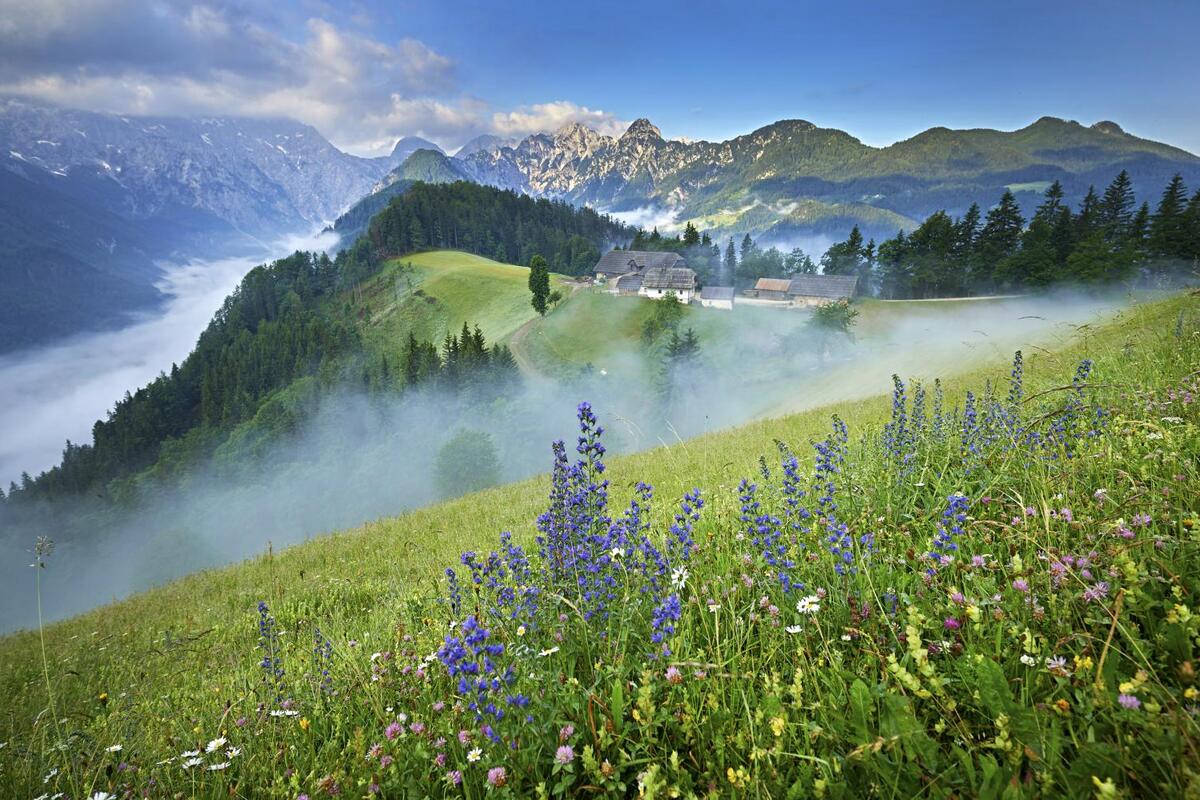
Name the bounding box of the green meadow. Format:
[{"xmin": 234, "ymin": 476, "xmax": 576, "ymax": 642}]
[{"xmin": 0, "ymin": 287, "xmax": 1197, "ymax": 798}]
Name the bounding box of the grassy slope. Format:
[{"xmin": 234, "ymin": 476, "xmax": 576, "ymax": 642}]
[
  {"xmin": 351, "ymin": 251, "xmax": 568, "ymax": 358},
  {"xmin": 0, "ymin": 296, "xmax": 1187, "ymax": 699}
]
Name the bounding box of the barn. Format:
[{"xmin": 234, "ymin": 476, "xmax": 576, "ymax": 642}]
[
  {"xmin": 787, "ymin": 274, "xmax": 859, "ymax": 306},
  {"xmin": 698, "ymin": 285, "xmax": 735, "ymax": 310},
  {"xmin": 639, "ymin": 266, "xmax": 698, "ymax": 303}
]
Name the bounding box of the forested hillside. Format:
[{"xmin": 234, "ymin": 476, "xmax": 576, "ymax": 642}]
[{"xmin": 2, "ymin": 183, "xmax": 627, "ymax": 510}]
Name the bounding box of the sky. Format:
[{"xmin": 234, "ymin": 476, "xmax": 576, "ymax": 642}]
[{"xmin": 1, "ymin": 0, "xmax": 1197, "ymax": 157}]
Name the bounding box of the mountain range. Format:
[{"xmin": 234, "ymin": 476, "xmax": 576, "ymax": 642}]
[
  {"xmin": 353, "ymin": 116, "xmax": 1200, "ymax": 248},
  {"xmin": 0, "ymin": 98, "xmax": 412, "ymax": 352},
  {"xmin": 5, "ymin": 98, "xmax": 1200, "ymax": 352}
]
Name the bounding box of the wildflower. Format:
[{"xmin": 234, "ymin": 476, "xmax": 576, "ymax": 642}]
[
  {"xmin": 665, "ymin": 665, "xmax": 683, "ymax": 685},
  {"xmin": 89, "ymin": 794, "xmax": 115, "ymax": 800},
  {"xmin": 209, "ymin": 762, "xmax": 230, "ymax": 771},
  {"xmin": 385, "ymin": 721, "xmax": 402, "ymax": 740},
  {"xmin": 971, "ymin": 555, "xmax": 986, "ymax": 568},
  {"xmin": 1012, "ymin": 578, "xmax": 1029, "ymax": 593},
  {"xmin": 784, "ymin": 625, "xmax": 802, "ymax": 634},
  {"xmin": 105, "ymin": 744, "xmax": 123, "ymax": 752},
  {"xmin": 796, "ymin": 595, "xmax": 821, "ymax": 614},
  {"xmin": 1117, "ymin": 693, "xmax": 1141, "ymax": 710},
  {"xmin": 1020, "ymin": 654, "xmax": 1037, "ymax": 666},
  {"xmin": 445, "ymin": 770, "xmax": 463, "ymax": 786},
  {"xmin": 944, "ymin": 617, "xmax": 961, "ymax": 630},
  {"xmin": 538, "ymin": 646, "xmax": 560, "ymax": 657},
  {"xmin": 770, "ymin": 716, "xmax": 786, "ymax": 737},
  {"xmin": 205, "ymin": 736, "xmax": 226, "ymax": 752},
  {"xmin": 516, "ymin": 625, "xmax": 526, "ymax": 637},
  {"xmin": 435, "ymin": 752, "xmax": 447, "ymax": 767},
  {"xmin": 559, "ymin": 724, "xmax": 574, "ymax": 741},
  {"xmin": 226, "ymin": 747, "xmax": 242, "ymax": 759},
  {"xmin": 555, "ymin": 745, "xmax": 576, "ymax": 764},
  {"xmin": 1082, "ymin": 582, "xmax": 1110, "ymax": 603},
  {"xmin": 467, "ymin": 747, "xmax": 483, "ymax": 763},
  {"xmin": 379, "ymin": 755, "xmax": 394, "ymax": 769},
  {"xmin": 671, "ymin": 566, "xmax": 689, "ymax": 590},
  {"xmin": 487, "ymin": 766, "xmax": 507, "ymax": 787},
  {"xmin": 182, "ymin": 757, "xmax": 204, "ymax": 769},
  {"xmin": 299, "ymin": 717, "xmax": 310, "ymax": 731},
  {"xmin": 1045, "ymin": 656, "xmax": 1071, "ymax": 676}
]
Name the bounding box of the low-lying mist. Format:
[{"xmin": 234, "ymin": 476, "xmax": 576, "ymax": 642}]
[
  {"xmin": 0, "ymin": 231, "xmax": 339, "ymax": 487},
  {"xmin": 0, "ymin": 288, "xmax": 1140, "ymax": 633}
]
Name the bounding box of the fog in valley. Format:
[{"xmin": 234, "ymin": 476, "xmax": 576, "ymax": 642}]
[
  {"xmin": 0, "ymin": 231, "xmax": 339, "ymax": 488},
  {"xmin": 0, "ymin": 282, "xmax": 1140, "ymax": 633}
]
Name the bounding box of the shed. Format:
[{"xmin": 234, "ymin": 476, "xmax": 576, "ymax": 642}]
[
  {"xmin": 639, "ymin": 266, "xmax": 698, "ymax": 303},
  {"xmin": 698, "ymin": 285, "xmax": 735, "ymax": 310},
  {"xmin": 786, "ymin": 274, "xmax": 858, "ymax": 306},
  {"xmin": 749, "ymin": 277, "xmax": 792, "ymax": 301}
]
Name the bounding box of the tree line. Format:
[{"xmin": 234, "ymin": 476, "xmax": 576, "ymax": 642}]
[
  {"xmin": 365, "ymin": 181, "xmax": 631, "ymax": 275},
  {"xmin": 821, "ymin": 171, "xmax": 1200, "ymax": 298}
]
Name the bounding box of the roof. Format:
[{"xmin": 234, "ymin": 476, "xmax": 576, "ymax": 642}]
[
  {"xmin": 754, "ymin": 278, "xmax": 792, "ymax": 293},
  {"xmin": 700, "ymin": 286, "xmax": 735, "ymax": 301},
  {"xmin": 615, "ymin": 272, "xmax": 642, "ymax": 291},
  {"xmin": 642, "ymin": 266, "xmax": 697, "ymax": 291},
  {"xmin": 787, "ymin": 274, "xmax": 859, "ymax": 299},
  {"xmin": 593, "ymin": 250, "xmax": 686, "ymax": 275}
]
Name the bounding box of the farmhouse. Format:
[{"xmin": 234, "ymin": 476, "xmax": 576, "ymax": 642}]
[
  {"xmin": 786, "ymin": 274, "xmax": 859, "ymax": 306},
  {"xmin": 639, "ymin": 265, "xmax": 698, "ymax": 303},
  {"xmin": 593, "ymin": 250, "xmax": 687, "ymax": 282},
  {"xmin": 698, "ymin": 285, "xmax": 735, "ymax": 310}
]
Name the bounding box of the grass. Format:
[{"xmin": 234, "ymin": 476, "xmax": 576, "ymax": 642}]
[
  {"xmin": 0, "ymin": 292, "xmax": 1197, "ymax": 798},
  {"xmin": 351, "ymin": 251, "xmax": 568, "ymax": 357}
]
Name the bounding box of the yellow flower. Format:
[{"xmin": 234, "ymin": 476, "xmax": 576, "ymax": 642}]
[
  {"xmin": 517, "ymin": 625, "xmax": 527, "ymax": 637},
  {"xmin": 770, "ymin": 716, "xmax": 786, "ymax": 737},
  {"xmin": 1184, "ymin": 687, "xmax": 1198, "ymax": 700},
  {"xmin": 299, "ymin": 717, "xmax": 310, "ymax": 731},
  {"xmin": 965, "ymin": 605, "xmax": 981, "ymax": 623},
  {"xmin": 1092, "ymin": 775, "xmax": 1120, "ymax": 799},
  {"xmin": 1074, "ymin": 655, "xmax": 1094, "ymax": 673}
]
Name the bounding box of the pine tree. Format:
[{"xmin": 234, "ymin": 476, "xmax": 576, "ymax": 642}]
[
  {"xmin": 1150, "ymin": 174, "xmax": 1190, "ymax": 260},
  {"xmin": 528, "ymin": 254, "xmax": 551, "ymax": 315},
  {"xmin": 740, "ymin": 233, "xmax": 755, "ymax": 265},
  {"xmin": 724, "ymin": 238, "xmax": 737, "ymax": 278},
  {"xmin": 1099, "ymin": 170, "xmax": 1135, "ymax": 239},
  {"xmin": 976, "ymin": 190, "xmax": 1025, "ymax": 284},
  {"xmin": 1076, "ymin": 186, "xmax": 1101, "ymax": 239},
  {"xmin": 682, "ymin": 221, "xmax": 700, "ymax": 246}
]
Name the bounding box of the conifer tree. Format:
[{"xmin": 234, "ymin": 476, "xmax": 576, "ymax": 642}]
[
  {"xmin": 528, "ymin": 254, "xmax": 551, "ymax": 315},
  {"xmin": 1099, "ymin": 170, "xmax": 1135, "ymax": 239},
  {"xmin": 724, "ymin": 238, "xmax": 737, "ymax": 278},
  {"xmin": 1150, "ymin": 173, "xmax": 1190, "ymax": 260}
]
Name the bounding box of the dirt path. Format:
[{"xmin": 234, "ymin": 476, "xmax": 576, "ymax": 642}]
[{"xmin": 507, "ymin": 280, "xmax": 588, "ymax": 376}]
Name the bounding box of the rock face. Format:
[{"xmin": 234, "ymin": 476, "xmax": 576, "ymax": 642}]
[
  {"xmin": 0, "ymin": 98, "xmax": 394, "ymax": 235},
  {"xmin": 0, "ymin": 97, "xmax": 397, "ymax": 350},
  {"xmin": 450, "ymin": 115, "xmax": 1200, "ymax": 244}
]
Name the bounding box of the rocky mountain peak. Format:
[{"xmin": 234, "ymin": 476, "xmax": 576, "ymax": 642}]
[{"xmin": 621, "ymin": 118, "xmax": 663, "ymax": 142}]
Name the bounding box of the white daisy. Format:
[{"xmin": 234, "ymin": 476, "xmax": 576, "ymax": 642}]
[
  {"xmin": 208, "ymin": 762, "xmax": 231, "ymax": 771},
  {"xmin": 205, "ymin": 736, "xmax": 227, "ymax": 753},
  {"xmin": 538, "ymin": 646, "xmax": 560, "ymax": 657},
  {"xmin": 181, "ymin": 757, "xmax": 204, "ymax": 769},
  {"xmin": 1020, "ymin": 654, "xmax": 1037, "ymax": 666},
  {"xmin": 796, "ymin": 595, "xmax": 821, "ymax": 615},
  {"xmin": 226, "ymin": 747, "xmax": 242, "ymax": 759},
  {"xmin": 784, "ymin": 625, "xmax": 803, "ymax": 634},
  {"xmin": 671, "ymin": 567, "xmax": 689, "ymax": 590},
  {"xmin": 105, "ymin": 744, "xmax": 123, "ymax": 753},
  {"xmin": 467, "ymin": 747, "xmax": 482, "ymax": 763}
]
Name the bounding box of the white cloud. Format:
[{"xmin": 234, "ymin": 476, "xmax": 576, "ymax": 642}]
[
  {"xmin": 0, "ymin": 1, "xmax": 631, "ymax": 156},
  {"xmin": 491, "ymin": 101, "xmax": 630, "ymax": 139}
]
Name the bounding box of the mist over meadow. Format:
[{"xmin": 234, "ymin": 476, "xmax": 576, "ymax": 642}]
[{"xmin": 0, "ymin": 286, "xmax": 1136, "ymax": 632}]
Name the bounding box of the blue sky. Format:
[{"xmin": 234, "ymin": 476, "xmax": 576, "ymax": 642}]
[{"xmin": 3, "ymin": 0, "xmax": 1197, "ymax": 155}]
